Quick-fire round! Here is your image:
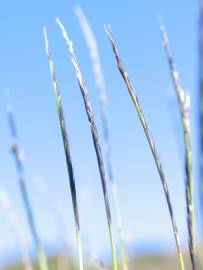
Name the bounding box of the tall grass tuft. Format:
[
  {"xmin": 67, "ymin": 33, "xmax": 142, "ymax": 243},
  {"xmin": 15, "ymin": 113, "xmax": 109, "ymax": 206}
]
[
  {"xmin": 0, "ymin": 189, "xmax": 33, "ymax": 270},
  {"xmin": 5, "ymin": 95, "xmax": 49, "ymax": 270},
  {"xmin": 105, "ymin": 25, "xmax": 185, "ymax": 270},
  {"xmin": 159, "ymin": 19, "xmax": 195, "ymax": 270},
  {"xmin": 74, "ymin": 6, "xmax": 128, "ymax": 270},
  {"xmin": 56, "ymin": 17, "xmax": 118, "ymax": 270},
  {"xmin": 43, "ymin": 27, "xmax": 84, "ymax": 270}
]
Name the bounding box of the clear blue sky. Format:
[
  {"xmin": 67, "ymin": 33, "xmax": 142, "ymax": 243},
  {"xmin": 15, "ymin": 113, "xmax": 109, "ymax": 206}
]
[{"xmin": 0, "ymin": 0, "xmax": 200, "ymax": 265}]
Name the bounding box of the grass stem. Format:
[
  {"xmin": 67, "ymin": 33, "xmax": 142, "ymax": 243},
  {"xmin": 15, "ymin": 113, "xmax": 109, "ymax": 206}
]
[
  {"xmin": 105, "ymin": 25, "xmax": 185, "ymax": 270},
  {"xmin": 74, "ymin": 6, "xmax": 128, "ymax": 270},
  {"xmin": 56, "ymin": 18, "xmax": 118, "ymax": 270},
  {"xmin": 5, "ymin": 95, "xmax": 49, "ymax": 270},
  {"xmin": 43, "ymin": 27, "xmax": 84, "ymax": 270},
  {"xmin": 159, "ymin": 19, "xmax": 195, "ymax": 270}
]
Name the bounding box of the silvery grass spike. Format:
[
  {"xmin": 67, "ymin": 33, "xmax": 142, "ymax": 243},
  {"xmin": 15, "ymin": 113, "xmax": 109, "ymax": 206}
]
[
  {"xmin": 159, "ymin": 18, "xmax": 195, "ymax": 270},
  {"xmin": 105, "ymin": 25, "xmax": 185, "ymax": 270},
  {"xmin": 43, "ymin": 28, "xmax": 84, "ymax": 270},
  {"xmin": 0, "ymin": 190, "xmax": 33, "ymax": 270},
  {"xmin": 56, "ymin": 17, "xmax": 118, "ymax": 270},
  {"xmin": 5, "ymin": 93, "xmax": 49, "ymax": 270},
  {"xmin": 74, "ymin": 6, "xmax": 128, "ymax": 270}
]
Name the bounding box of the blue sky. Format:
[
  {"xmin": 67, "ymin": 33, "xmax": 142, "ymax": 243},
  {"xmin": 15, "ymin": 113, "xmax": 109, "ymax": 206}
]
[{"xmin": 0, "ymin": 0, "xmax": 200, "ymax": 265}]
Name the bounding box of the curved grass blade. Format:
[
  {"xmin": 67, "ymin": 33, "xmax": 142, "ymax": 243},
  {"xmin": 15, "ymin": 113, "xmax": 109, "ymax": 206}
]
[
  {"xmin": 5, "ymin": 95, "xmax": 49, "ymax": 270},
  {"xmin": 43, "ymin": 27, "xmax": 84, "ymax": 270},
  {"xmin": 56, "ymin": 18, "xmax": 118, "ymax": 270},
  {"xmin": 159, "ymin": 19, "xmax": 195, "ymax": 270},
  {"xmin": 74, "ymin": 6, "xmax": 128, "ymax": 270},
  {"xmin": 105, "ymin": 25, "xmax": 185, "ymax": 270}
]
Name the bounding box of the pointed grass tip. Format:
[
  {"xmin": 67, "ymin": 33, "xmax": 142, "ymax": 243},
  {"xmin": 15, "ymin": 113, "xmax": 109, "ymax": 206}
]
[
  {"xmin": 157, "ymin": 16, "xmax": 168, "ymax": 47},
  {"xmin": 104, "ymin": 24, "xmax": 114, "ymax": 43},
  {"xmin": 74, "ymin": 5, "xmax": 82, "ymax": 16},
  {"xmin": 43, "ymin": 26, "xmax": 49, "ymax": 57},
  {"xmin": 56, "ymin": 17, "xmax": 73, "ymax": 53}
]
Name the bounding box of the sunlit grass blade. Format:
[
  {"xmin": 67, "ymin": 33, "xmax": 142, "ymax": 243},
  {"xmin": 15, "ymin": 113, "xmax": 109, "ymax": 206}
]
[
  {"xmin": 105, "ymin": 25, "xmax": 185, "ymax": 270},
  {"xmin": 56, "ymin": 18, "xmax": 118, "ymax": 270},
  {"xmin": 74, "ymin": 6, "xmax": 128, "ymax": 270},
  {"xmin": 0, "ymin": 189, "xmax": 33, "ymax": 270},
  {"xmin": 5, "ymin": 95, "xmax": 49, "ymax": 270},
  {"xmin": 159, "ymin": 19, "xmax": 195, "ymax": 270},
  {"xmin": 43, "ymin": 27, "xmax": 84, "ymax": 270}
]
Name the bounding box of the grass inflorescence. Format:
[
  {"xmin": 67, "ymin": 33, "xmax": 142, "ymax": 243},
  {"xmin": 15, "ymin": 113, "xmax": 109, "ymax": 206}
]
[
  {"xmin": 159, "ymin": 19, "xmax": 195, "ymax": 270},
  {"xmin": 43, "ymin": 27, "xmax": 84, "ymax": 270},
  {"xmin": 74, "ymin": 6, "xmax": 128, "ymax": 270},
  {"xmin": 56, "ymin": 17, "xmax": 118, "ymax": 270},
  {"xmin": 105, "ymin": 25, "xmax": 185, "ymax": 270}
]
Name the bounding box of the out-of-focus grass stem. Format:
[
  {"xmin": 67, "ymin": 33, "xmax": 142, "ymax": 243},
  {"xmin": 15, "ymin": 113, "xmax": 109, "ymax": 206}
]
[{"xmin": 5, "ymin": 94, "xmax": 49, "ymax": 270}]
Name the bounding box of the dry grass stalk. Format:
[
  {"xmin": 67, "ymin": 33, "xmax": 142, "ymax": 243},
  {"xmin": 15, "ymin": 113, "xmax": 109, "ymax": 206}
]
[
  {"xmin": 74, "ymin": 6, "xmax": 128, "ymax": 270},
  {"xmin": 56, "ymin": 17, "xmax": 118, "ymax": 270},
  {"xmin": 105, "ymin": 25, "xmax": 185, "ymax": 270}
]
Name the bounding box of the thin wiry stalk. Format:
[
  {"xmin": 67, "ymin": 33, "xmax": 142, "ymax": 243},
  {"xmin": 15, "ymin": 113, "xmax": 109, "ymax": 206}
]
[
  {"xmin": 74, "ymin": 6, "xmax": 128, "ymax": 270},
  {"xmin": 43, "ymin": 27, "xmax": 84, "ymax": 270},
  {"xmin": 159, "ymin": 20, "xmax": 195, "ymax": 270},
  {"xmin": 200, "ymin": 0, "xmax": 203, "ymax": 237},
  {"xmin": 5, "ymin": 96, "xmax": 49, "ymax": 270},
  {"xmin": 0, "ymin": 190, "xmax": 33, "ymax": 270},
  {"xmin": 56, "ymin": 18, "xmax": 118, "ymax": 270},
  {"xmin": 105, "ymin": 25, "xmax": 185, "ymax": 270}
]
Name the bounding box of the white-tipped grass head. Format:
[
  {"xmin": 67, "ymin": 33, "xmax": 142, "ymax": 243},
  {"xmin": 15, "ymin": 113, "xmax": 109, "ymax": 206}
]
[
  {"xmin": 158, "ymin": 15, "xmax": 169, "ymax": 48},
  {"xmin": 104, "ymin": 24, "xmax": 114, "ymax": 44},
  {"xmin": 74, "ymin": 6, "xmax": 106, "ymax": 98},
  {"xmin": 56, "ymin": 18, "xmax": 85, "ymax": 92},
  {"xmin": 184, "ymin": 93, "xmax": 191, "ymax": 113},
  {"xmin": 56, "ymin": 17, "xmax": 73, "ymax": 53},
  {"xmin": 43, "ymin": 27, "xmax": 49, "ymax": 57},
  {"xmin": 74, "ymin": 6, "xmax": 97, "ymax": 52}
]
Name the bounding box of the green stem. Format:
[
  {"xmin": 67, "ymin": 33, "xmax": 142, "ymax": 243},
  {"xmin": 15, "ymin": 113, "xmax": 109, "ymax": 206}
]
[
  {"xmin": 159, "ymin": 20, "xmax": 195, "ymax": 270},
  {"xmin": 74, "ymin": 7, "xmax": 128, "ymax": 270},
  {"xmin": 37, "ymin": 247, "xmax": 49, "ymax": 270},
  {"xmin": 106, "ymin": 25, "xmax": 185, "ymax": 270},
  {"xmin": 56, "ymin": 18, "xmax": 118, "ymax": 270},
  {"xmin": 44, "ymin": 27, "xmax": 84, "ymax": 270}
]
